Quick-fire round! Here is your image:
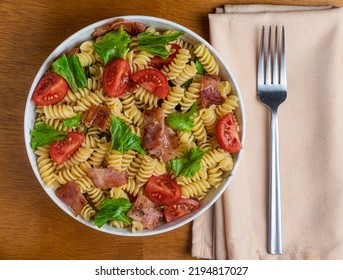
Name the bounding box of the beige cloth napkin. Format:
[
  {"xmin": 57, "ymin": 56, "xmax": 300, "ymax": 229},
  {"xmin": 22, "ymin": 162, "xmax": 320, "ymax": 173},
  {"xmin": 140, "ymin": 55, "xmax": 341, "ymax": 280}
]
[{"xmin": 192, "ymin": 4, "xmax": 343, "ymax": 260}]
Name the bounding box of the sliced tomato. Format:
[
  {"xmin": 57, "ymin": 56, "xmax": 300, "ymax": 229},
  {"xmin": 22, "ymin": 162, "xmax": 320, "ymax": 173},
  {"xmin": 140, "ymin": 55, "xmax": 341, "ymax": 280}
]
[
  {"xmin": 50, "ymin": 132, "xmax": 84, "ymax": 164},
  {"xmin": 164, "ymin": 198, "xmax": 200, "ymax": 223},
  {"xmin": 145, "ymin": 175, "xmax": 181, "ymax": 206},
  {"xmin": 32, "ymin": 72, "xmax": 68, "ymax": 105},
  {"xmin": 102, "ymin": 58, "xmax": 131, "ymax": 97},
  {"xmin": 130, "ymin": 68, "xmax": 169, "ymax": 99},
  {"xmin": 149, "ymin": 44, "xmax": 181, "ymax": 69},
  {"xmin": 216, "ymin": 112, "xmax": 241, "ymax": 153}
]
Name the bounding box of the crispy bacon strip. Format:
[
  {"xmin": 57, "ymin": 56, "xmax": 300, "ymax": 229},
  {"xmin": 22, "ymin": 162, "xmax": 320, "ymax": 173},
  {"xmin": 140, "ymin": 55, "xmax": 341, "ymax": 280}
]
[
  {"xmin": 127, "ymin": 194, "xmax": 163, "ymax": 230},
  {"xmin": 92, "ymin": 18, "xmax": 147, "ymax": 38},
  {"xmin": 199, "ymin": 74, "xmax": 225, "ymax": 108},
  {"xmin": 143, "ymin": 109, "xmax": 179, "ymax": 162},
  {"xmin": 55, "ymin": 181, "xmax": 87, "ymax": 216},
  {"xmin": 84, "ymin": 105, "xmax": 110, "ymax": 130},
  {"xmin": 87, "ymin": 168, "xmax": 128, "ymax": 189}
]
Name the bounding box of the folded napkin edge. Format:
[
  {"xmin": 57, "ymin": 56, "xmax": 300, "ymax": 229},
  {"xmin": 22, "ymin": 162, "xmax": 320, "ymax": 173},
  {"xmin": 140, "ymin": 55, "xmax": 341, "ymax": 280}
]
[{"xmin": 212, "ymin": 4, "xmax": 337, "ymax": 15}]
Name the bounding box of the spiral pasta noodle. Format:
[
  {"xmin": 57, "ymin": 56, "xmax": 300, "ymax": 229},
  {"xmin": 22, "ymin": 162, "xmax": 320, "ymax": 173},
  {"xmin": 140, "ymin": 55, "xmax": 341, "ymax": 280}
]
[
  {"xmin": 75, "ymin": 175, "xmax": 95, "ymax": 193},
  {"xmin": 180, "ymin": 81, "xmax": 201, "ymax": 111},
  {"xmin": 43, "ymin": 105, "xmax": 76, "ymax": 119},
  {"xmin": 161, "ymin": 85, "xmax": 185, "ymax": 115},
  {"xmin": 86, "ymin": 185, "xmax": 105, "ymax": 209},
  {"xmin": 80, "ymin": 203, "xmax": 96, "ymax": 221},
  {"xmin": 133, "ymin": 87, "xmax": 160, "ymax": 109},
  {"xmin": 35, "ymin": 146, "xmax": 60, "ymax": 189},
  {"xmin": 200, "ymin": 106, "xmax": 217, "ymax": 135},
  {"xmin": 163, "ymin": 48, "xmax": 191, "ymax": 80},
  {"xmin": 171, "ymin": 61, "xmax": 197, "ymax": 86},
  {"xmin": 122, "ymin": 178, "xmax": 143, "ymax": 197},
  {"xmin": 193, "ymin": 43, "xmax": 219, "ymax": 75},
  {"xmin": 215, "ymin": 94, "xmax": 240, "ymax": 119},
  {"xmin": 54, "ymin": 163, "xmax": 87, "ymax": 185},
  {"xmin": 123, "ymin": 104, "xmax": 144, "ymax": 127},
  {"xmin": 136, "ymin": 155, "xmax": 157, "ymax": 187},
  {"xmin": 191, "ymin": 113, "xmax": 207, "ymax": 142},
  {"xmin": 181, "ymin": 179, "xmax": 211, "ymax": 199},
  {"xmin": 76, "ymin": 52, "xmax": 96, "ymax": 67},
  {"xmin": 74, "ymin": 89, "xmax": 106, "ymax": 112},
  {"xmin": 88, "ymin": 141, "xmax": 110, "ymax": 167}
]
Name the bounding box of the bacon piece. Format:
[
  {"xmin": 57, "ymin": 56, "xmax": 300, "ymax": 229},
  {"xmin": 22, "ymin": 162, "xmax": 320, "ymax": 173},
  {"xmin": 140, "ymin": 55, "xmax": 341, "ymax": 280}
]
[
  {"xmin": 92, "ymin": 18, "xmax": 147, "ymax": 38},
  {"xmin": 84, "ymin": 105, "xmax": 110, "ymax": 130},
  {"xmin": 55, "ymin": 181, "xmax": 87, "ymax": 216},
  {"xmin": 87, "ymin": 168, "xmax": 128, "ymax": 189},
  {"xmin": 199, "ymin": 74, "xmax": 225, "ymax": 108},
  {"xmin": 127, "ymin": 194, "xmax": 163, "ymax": 230},
  {"xmin": 162, "ymin": 126, "xmax": 179, "ymax": 162},
  {"xmin": 143, "ymin": 109, "xmax": 179, "ymax": 162}
]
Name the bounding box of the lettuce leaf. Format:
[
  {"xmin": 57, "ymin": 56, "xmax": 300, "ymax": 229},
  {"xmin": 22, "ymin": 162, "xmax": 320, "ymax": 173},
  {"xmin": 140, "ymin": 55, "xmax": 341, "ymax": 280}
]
[
  {"xmin": 110, "ymin": 116, "xmax": 146, "ymax": 155},
  {"xmin": 166, "ymin": 147, "xmax": 207, "ymax": 178},
  {"xmin": 137, "ymin": 31, "xmax": 184, "ymax": 59},
  {"xmin": 94, "ymin": 198, "xmax": 132, "ymax": 228},
  {"xmin": 94, "ymin": 27, "xmax": 131, "ymax": 65},
  {"xmin": 52, "ymin": 53, "xmax": 87, "ymax": 93},
  {"xmin": 63, "ymin": 114, "xmax": 81, "ymax": 128},
  {"xmin": 165, "ymin": 103, "xmax": 198, "ymax": 132},
  {"xmin": 30, "ymin": 123, "xmax": 67, "ymax": 149}
]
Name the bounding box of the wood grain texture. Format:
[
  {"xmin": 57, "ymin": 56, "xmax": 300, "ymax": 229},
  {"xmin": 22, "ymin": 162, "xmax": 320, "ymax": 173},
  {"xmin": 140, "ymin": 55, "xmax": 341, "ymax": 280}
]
[{"xmin": 0, "ymin": 0, "xmax": 341, "ymax": 260}]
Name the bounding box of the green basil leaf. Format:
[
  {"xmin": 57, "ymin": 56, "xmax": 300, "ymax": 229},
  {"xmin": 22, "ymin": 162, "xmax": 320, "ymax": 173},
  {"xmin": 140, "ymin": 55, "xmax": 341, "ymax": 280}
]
[
  {"xmin": 167, "ymin": 147, "xmax": 207, "ymax": 178},
  {"xmin": 30, "ymin": 123, "xmax": 67, "ymax": 149},
  {"xmin": 165, "ymin": 103, "xmax": 198, "ymax": 132},
  {"xmin": 137, "ymin": 31, "xmax": 184, "ymax": 59},
  {"xmin": 63, "ymin": 114, "xmax": 81, "ymax": 127},
  {"xmin": 94, "ymin": 27, "xmax": 131, "ymax": 65},
  {"xmin": 94, "ymin": 198, "xmax": 132, "ymax": 228},
  {"xmin": 110, "ymin": 116, "xmax": 146, "ymax": 155},
  {"xmin": 52, "ymin": 53, "xmax": 87, "ymax": 92}
]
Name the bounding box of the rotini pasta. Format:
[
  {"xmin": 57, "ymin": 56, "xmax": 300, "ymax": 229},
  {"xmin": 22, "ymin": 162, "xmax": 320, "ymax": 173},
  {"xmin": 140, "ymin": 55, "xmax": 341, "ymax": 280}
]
[
  {"xmin": 161, "ymin": 85, "xmax": 185, "ymax": 115},
  {"xmin": 181, "ymin": 179, "xmax": 211, "ymax": 199},
  {"xmin": 163, "ymin": 48, "xmax": 191, "ymax": 80},
  {"xmin": 43, "ymin": 104, "xmax": 76, "ymax": 119},
  {"xmin": 171, "ymin": 61, "xmax": 197, "ymax": 86},
  {"xmin": 193, "ymin": 43, "xmax": 219, "ymax": 75}
]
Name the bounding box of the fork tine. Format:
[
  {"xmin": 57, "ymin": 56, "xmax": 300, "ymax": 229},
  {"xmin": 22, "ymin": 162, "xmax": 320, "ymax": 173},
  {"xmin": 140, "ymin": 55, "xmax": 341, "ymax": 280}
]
[
  {"xmin": 258, "ymin": 26, "xmax": 265, "ymax": 86},
  {"xmin": 265, "ymin": 26, "xmax": 272, "ymax": 85},
  {"xmin": 272, "ymin": 26, "xmax": 278, "ymax": 84},
  {"xmin": 280, "ymin": 26, "xmax": 286, "ymax": 87}
]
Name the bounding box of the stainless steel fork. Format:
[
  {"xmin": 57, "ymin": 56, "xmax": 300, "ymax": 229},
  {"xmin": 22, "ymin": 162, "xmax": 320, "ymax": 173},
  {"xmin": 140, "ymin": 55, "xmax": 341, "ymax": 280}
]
[{"xmin": 257, "ymin": 25, "xmax": 287, "ymax": 255}]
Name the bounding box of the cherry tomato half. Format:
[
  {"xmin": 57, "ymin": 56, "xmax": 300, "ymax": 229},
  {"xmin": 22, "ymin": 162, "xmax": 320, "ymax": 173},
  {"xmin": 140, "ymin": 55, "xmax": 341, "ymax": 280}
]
[
  {"xmin": 102, "ymin": 58, "xmax": 131, "ymax": 98},
  {"xmin": 164, "ymin": 198, "xmax": 200, "ymax": 223},
  {"xmin": 32, "ymin": 72, "xmax": 68, "ymax": 105},
  {"xmin": 145, "ymin": 175, "xmax": 181, "ymax": 206},
  {"xmin": 130, "ymin": 68, "xmax": 169, "ymax": 99},
  {"xmin": 49, "ymin": 132, "xmax": 84, "ymax": 164},
  {"xmin": 216, "ymin": 112, "xmax": 241, "ymax": 153}
]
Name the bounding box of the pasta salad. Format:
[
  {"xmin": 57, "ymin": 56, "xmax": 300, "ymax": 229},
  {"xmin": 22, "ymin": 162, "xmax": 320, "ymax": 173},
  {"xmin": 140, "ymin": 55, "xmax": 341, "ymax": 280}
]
[{"xmin": 30, "ymin": 18, "xmax": 241, "ymax": 232}]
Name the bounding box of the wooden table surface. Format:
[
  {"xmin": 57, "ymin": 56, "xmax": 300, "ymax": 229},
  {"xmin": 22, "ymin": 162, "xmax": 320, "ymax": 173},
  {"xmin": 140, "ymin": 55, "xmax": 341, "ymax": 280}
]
[{"xmin": 1, "ymin": 0, "xmax": 342, "ymax": 260}]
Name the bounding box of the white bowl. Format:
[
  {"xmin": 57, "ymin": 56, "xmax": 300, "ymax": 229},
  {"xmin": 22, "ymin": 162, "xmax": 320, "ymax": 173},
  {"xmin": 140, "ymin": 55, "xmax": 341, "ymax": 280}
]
[{"xmin": 24, "ymin": 15, "xmax": 246, "ymax": 236}]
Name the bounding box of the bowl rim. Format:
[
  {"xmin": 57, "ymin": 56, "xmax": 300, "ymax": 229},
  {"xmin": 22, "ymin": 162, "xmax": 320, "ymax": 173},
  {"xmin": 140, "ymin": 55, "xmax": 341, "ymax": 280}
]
[{"xmin": 24, "ymin": 15, "xmax": 246, "ymax": 236}]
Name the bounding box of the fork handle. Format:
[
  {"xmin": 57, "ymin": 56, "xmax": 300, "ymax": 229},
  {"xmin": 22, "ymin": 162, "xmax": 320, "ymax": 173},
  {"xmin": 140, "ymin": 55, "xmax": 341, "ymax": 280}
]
[{"xmin": 268, "ymin": 111, "xmax": 283, "ymax": 254}]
